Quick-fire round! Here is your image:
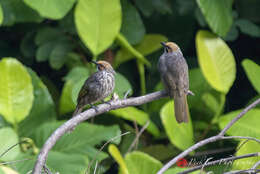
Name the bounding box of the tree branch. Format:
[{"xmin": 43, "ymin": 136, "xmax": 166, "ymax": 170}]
[
  {"xmin": 157, "ymin": 98, "xmax": 260, "ymax": 174},
  {"xmin": 32, "ymin": 90, "xmax": 167, "ymax": 174}
]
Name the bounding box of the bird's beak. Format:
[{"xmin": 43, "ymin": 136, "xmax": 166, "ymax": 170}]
[
  {"xmin": 160, "ymin": 42, "xmax": 167, "ymax": 48},
  {"xmin": 91, "ymin": 60, "xmax": 99, "ymax": 66}
]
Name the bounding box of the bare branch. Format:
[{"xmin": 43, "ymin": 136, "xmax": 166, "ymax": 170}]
[
  {"xmin": 32, "ymin": 90, "xmax": 167, "ymax": 174},
  {"xmin": 219, "ymin": 98, "xmax": 260, "ymax": 136},
  {"xmin": 223, "ymin": 169, "xmax": 260, "ymax": 174},
  {"xmin": 127, "ymin": 121, "xmax": 150, "ymax": 153},
  {"xmin": 157, "ymin": 98, "xmax": 260, "ymax": 174}
]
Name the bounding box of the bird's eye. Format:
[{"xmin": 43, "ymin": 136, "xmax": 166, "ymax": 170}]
[{"xmin": 97, "ymin": 64, "xmax": 104, "ymax": 71}]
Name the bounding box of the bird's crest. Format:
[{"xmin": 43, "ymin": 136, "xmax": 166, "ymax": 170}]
[
  {"xmin": 165, "ymin": 42, "xmax": 179, "ymax": 52},
  {"xmin": 96, "ymin": 61, "xmax": 113, "ymax": 71}
]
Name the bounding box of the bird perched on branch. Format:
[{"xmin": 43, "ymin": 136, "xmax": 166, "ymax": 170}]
[
  {"xmin": 73, "ymin": 60, "xmax": 116, "ymax": 116},
  {"xmin": 158, "ymin": 42, "xmax": 193, "ymax": 123}
]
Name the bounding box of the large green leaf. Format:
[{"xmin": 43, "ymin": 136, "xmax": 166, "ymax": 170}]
[
  {"xmin": 110, "ymin": 107, "xmax": 160, "ymax": 137},
  {"xmin": 160, "ymin": 101, "xmax": 194, "ymax": 150},
  {"xmin": 32, "ymin": 121, "xmax": 121, "ymax": 161},
  {"xmin": 196, "ymin": 0, "xmax": 233, "ymax": 37},
  {"xmin": 242, "ymin": 59, "xmax": 260, "ymax": 94},
  {"xmin": 0, "ymin": 0, "xmax": 42, "ymax": 26},
  {"xmin": 18, "ymin": 69, "xmax": 56, "ymax": 138},
  {"xmin": 218, "ymin": 109, "xmax": 260, "ymax": 139},
  {"xmin": 47, "ymin": 151, "xmax": 89, "ymax": 174},
  {"xmin": 232, "ymin": 141, "xmax": 260, "ymax": 170},
  {"xmin": 114, "ymin": 34, "xmax": 167, "ymax": 68},
  {"xmin": 196, "ymin": 30, "xmax": 236, "ymax": 93},
  {"xmin": 75, "ymin": 0, "xmax": 122, "ymax": 56},
  {"xmin": 124, "ymin": 151, "xmax": 162, "ymax": 174},
  {"xmin": 120, "ymin": 0, "xmax": 145, "ymax": 45},
  {"xmin": 0, "ymin": 127, "xmax": 21, "ymax": 161},
  {"xmin": 0, "ymin": 58, "xmax": 34, "ymax": 125},
  {"xmin": 188, "ymin": 68, "xmax": 225, "ymax": 118},
  {"xmin": 59, "ymin": 67, "xmax": 89, "ymax": 115},
  {"xmin": 23, "ymin": 0, "xmax": 76, "ymax": 19}
]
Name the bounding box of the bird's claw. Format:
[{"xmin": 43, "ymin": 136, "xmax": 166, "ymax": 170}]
[{"xmin": 90, "ymin": 105, "xmax": 99, "ymax": 112}]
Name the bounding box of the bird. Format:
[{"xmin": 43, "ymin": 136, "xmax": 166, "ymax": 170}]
[
  {"xmin": 158, "ymin": 42, "xmax": 193, "ymax": 123},
  {"xmin": 73, "ymin": 60, "xmax": 116, "ymax": 116}
]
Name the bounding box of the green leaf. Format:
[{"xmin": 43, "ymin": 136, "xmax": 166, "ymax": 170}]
[
  {"xmin": 236, "ymin": 19, "xmax": 260, "ymax": 37},
  {"xmin": 18, "ymin": 69, "xmax": 56, "ymax": 138},
  {"xmin": 242, "ymin": 59, "xmax": 260, "ymax": 94},
  {"xmin": 0, "ymin": 3, "xmax": 3, "ymax": 25},
  {"xmin": 196, "ymin": 0, "xmax": 233, "ymax": 37},
  {"xmin": 196, "ymin": 30, "xmax": 236, "ymax": 93},
  {"xmin": 160, "ymin": 101, "xmax": 194, "ymax": 150},
  {"xmin": 125, "ymin": 151, "xmax": 163, "ymax": 174},
  {"xmin": 109, "ymin": 144, "xmax": 129, "ymax": 174},
  {"xmin": 36, "ymin": 42, "xmax": 56, "ymax": 62},
  {"xmin": 110, "ymin": 107, "xmax": 160, "ymax": 137},
  {"xmin": 47, "ymin": 151, "xmax": 89, "ymax": 174},
  {"xmin": 33, "ymin": 121, "xmax": 121, "ymax": 161},
  {"xmin": 75, "ymin": 0, "xmax": 122, "ymax": 56},
  {"xmin": 218, "ymin": 109, "xmax": 260, "ymax": 139},
  {"xmin": 0, "ymin": 0, "xmax": 42, "ymax": 26},
  {"xmin": 0, "ymin": 127, "xmax": 21, "ymax": 161},
  {"xmin": 114, "ymin": 34, "xmax": 167, "ymax": 68},
  {"xmin": 114, "ymin": 73, "xmax": 132, "ymax": 98},
  {"xmin": 49, "ymin": 42, "xmax": 74, "ymax": 70},
  {"xmin": 188, "ymin": 68, "xmax": 224, "ymax": 117},
  {"xmin": 232, "ymin": 141, "xmax": 260, "ymax": 170},
  {"xmin": 0, "ymin": 58, "xmax": 34, "ymax": 125},
  {"xmin": 120, "ymin": 0, "xmax": 145, "ymax": 45},
  {"xmin": 59, "ymin": 67, "xmax": 89, "ymax": 115},
  {"xmin": 23, "ymin": 0, "xmax": 76, "ymax": 19}
]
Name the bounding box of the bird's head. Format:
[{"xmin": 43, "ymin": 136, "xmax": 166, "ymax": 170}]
[
  {"xmin": 161, "ymin": 42, "xmax": 180, "ymax": 53},
  {"xmin": 91, "ymin": 60, "xmax": 115, "ymax": 74}
]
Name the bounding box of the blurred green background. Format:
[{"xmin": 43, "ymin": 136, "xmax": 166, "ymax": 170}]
[{"xmin": 0, "ymin": 0, "xmax": 260, "ymax": 173}]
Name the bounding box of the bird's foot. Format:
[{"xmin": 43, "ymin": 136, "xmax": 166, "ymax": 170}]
[
  {"xmin": 90, "ymin": 105, "xmax": 99, "ymax": 112},
  {"xmin": 102, "ymin": 100, "xmax": 112, "ymax": 106}
]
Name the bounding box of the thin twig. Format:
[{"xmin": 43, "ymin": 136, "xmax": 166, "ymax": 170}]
[
  {"xmin": 86, "ymin": 132, "xmax": 131, "ymax": 174},
  {"xmin": 179, "ymin": 153, "xmax": 259, "ymax": 174},
  {"xmin": 157, "ymin": 98, "xmax": 260, "ymax": 174},
  {"xmin": 252, "ymin": 159, "xmax": 260, "ymax": 170},
  {"xmin": 32, "ymin": 90, "xmax": 167, "ymax": 174},
  {"xmin": 0, "ymin": 140, "xmax": 28, "ymax": 158},
  {"xmin": 0, "ymin": 158, "xmax": 33, "ymax": 165},
  {"xmin": 219, "ymin": 98, "xmax": 260, "ymax": 136},
  {"xmin": 222, "ymin": 136, "xmax": 260, "ymax": 144},
  {"xmin": 127, "ymin": 121, "xmax": 150, "ymax": 153}
]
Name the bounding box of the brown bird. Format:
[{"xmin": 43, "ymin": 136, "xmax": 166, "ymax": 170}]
[
  {"xmin": 158, "ymin": 42, "xmax": 193, "ymax": 123},
  {"xmin": 73, "ymin": 60, "xmax": 116, "ymax": 116}
]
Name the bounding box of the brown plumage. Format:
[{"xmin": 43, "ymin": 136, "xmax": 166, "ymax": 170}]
[
  {"xmin": 73, "ymin": 60, "xmax": 115, "ymax": 116},
  {"xmin": 158, "ymin": 42, "xmax": 191, "ymax": 123}
]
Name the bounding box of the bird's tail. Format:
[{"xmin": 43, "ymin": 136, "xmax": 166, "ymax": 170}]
[{"xmin": 173, "ymin": 91, "xmax": 189, "ymax": 123}]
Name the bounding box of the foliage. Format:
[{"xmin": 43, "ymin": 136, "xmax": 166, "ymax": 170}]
[{"xmin": 0, "ymin": 0, "xmax": 260, "ymax": 173}]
